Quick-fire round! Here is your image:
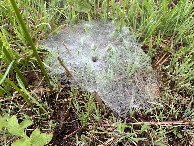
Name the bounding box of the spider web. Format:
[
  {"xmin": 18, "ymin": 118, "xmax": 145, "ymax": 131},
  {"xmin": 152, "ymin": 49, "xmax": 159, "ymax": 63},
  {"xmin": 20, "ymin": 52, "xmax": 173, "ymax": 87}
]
[{"xmin": 42, "ymin": 21, "xmax": 158, "ymax": 117}]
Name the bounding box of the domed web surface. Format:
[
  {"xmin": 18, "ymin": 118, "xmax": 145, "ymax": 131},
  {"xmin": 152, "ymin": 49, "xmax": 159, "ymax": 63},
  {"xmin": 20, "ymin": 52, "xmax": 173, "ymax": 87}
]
[{"xmin": 42, "ymin": 21, "xmax": 158, "ymax": 117}]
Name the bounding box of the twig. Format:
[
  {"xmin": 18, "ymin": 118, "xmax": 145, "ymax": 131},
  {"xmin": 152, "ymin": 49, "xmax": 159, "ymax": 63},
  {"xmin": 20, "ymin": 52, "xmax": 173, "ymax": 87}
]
[
  {"xmin": 63, "ymin": 126, "xmax": 84, "ymax": 140},
  {"xmin": 170, "ymin": 38, "xmax": 174, "ymax": 49},
  {"xmin": 57, "ymin": 46, "xmax": 74, "ymax": 78},
  {"xmin": 92, "ymin": 91, "xmax": 103, "ymax": 109},
  {"xmin": 159, "ymin": 55, "xmax": 169, "ymax": 66},
  {"xmin": 171, "ymin": 2, "xmax": 176, "ymax": 6},
  {"xmin": 62, "ymin": 41, "xmax": 71, "ymax": 53},
  {"xmin": 102, "ymin": 119, "xmax": 194, "ymax": 126},
  {"xmin": 154, "ymin": 52, "xmax": 167, "ymax": 67}
]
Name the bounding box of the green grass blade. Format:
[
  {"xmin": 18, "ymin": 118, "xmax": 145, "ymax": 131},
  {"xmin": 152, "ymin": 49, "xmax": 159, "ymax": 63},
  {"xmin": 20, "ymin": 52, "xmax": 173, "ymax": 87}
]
[
  {"xmin": 0, "ymin": 73, "xmax": 32, "ymax": 106},
  {"xmin": 0, "ymin": 60, "xmax": 14, "ymax": 85},
  {"xmin": 16, "ymin": 74, "xmax": 48, "ymax": 114},
  {"xmin": 9, "ymin": 0, "xmax": 53, "ymax": 93},
  {"xmin": 106, "ymin": 0, "xmax": 110, "ymax": 20},
  {"xmin": 0, "ymin": 27, "xmax": 26, "ymax": 54},
  {"xmin": 32, "ymin": 23, "xmax": 51, "ymax": 38},
  {"xmin": 0, "ymin": 40, "xmax": 28, "ymax": 88},
  {"xmin": 0, "ymin": 85, "xmax": 12, "ymax": 97},
  {"xmin": 120, "ymin": 0, "xmax": 126, "ymax": 32}
]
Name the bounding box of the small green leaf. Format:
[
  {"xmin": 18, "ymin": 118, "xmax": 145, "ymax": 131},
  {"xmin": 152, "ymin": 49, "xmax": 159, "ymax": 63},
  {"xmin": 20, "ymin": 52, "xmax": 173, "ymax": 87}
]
[{"xmin": 177, "ymin": 133, "xmax": 183, "ymax": 138}]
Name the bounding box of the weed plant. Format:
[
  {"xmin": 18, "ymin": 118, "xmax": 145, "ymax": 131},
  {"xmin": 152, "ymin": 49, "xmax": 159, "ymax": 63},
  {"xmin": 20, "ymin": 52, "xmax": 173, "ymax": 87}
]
[{"xmin": 0, "ymin": 114, "xmax": 52, "ymax": 146}]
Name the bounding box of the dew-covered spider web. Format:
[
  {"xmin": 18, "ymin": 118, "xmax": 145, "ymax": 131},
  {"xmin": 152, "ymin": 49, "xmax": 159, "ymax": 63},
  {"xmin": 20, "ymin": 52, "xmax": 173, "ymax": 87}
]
[{"xmin": 42, "ymin": 21, "xmax": 158, "ymax": 117}]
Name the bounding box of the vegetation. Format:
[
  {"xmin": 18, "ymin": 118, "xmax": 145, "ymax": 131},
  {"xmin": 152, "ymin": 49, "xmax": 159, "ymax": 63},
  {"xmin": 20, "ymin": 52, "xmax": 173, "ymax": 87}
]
[
  {"xmin": 0, "ymin": 0, "xmax": 193, "ymax": 145},
  {"xmin": 0, "ymin": 114, "xmax": 52, "ymax": 146}
]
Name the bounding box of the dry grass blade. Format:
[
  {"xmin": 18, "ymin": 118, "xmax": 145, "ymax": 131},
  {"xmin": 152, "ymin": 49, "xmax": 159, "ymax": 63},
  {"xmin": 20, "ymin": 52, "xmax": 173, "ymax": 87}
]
[
  {"xmin": 92, "ymin": 91, "xmax": 103, "ymax": 109},
  {"xmin": 62, "ymin": 41, "xmax": 71, "ymax": 53},
  {"xmin": 154, "ymin": 52, "xmax": 168, "ymax": 67},
  {"xmin": 63, "ymin": 127, "xmax": 84, "ymax": 140}
]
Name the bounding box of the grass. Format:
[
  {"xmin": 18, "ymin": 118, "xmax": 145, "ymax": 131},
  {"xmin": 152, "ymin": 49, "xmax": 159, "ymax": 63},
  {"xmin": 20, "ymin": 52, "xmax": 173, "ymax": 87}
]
[
  {"xmin": 9, "ymin": 0, "xmax": 53, "ymax": 93},
  {"xmin": 0, "ymin": 0, "xmax": 193, "ymax": 145}
]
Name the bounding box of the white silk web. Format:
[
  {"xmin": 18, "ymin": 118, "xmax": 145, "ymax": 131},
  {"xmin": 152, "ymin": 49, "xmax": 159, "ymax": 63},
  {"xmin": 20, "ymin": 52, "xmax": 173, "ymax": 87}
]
[{"xmin": 42, "ymin": 21, "xmax": 158, "ymax": 117}]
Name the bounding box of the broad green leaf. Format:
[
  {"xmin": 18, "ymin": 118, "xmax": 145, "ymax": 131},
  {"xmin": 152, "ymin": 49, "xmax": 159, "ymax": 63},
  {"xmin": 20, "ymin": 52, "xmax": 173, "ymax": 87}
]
[
  {"xmin": 45, "ymin": 133, "xmax": 53, "ymax": 144},
  {"xmin": 20, "ymin": 119, "xmax": 33, "ymax": 130},
  {"xmin": 31, "ymin": 135, "xmax": 46, "ymax": 146},
  {"xmin": 0, "ymin": 115, "xmax": 8, "ymax": 131},
  {"xmin": 11, "ymin": 138, "xmax": 31, "ymax": 146},
  {"xmin": 31, "ymin": 128, "xmax": 41, "ymax": 138},
  {"xmin": 31, "ymin": 131, "xmax": 46, "ymax": 146},
  {"xmin": 31, "ymin": 128, "xmax": 53, "ymax": 145},
  {"xmin": 8, "ymin": 115, "xmax": 24, "ymax": 136}
]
